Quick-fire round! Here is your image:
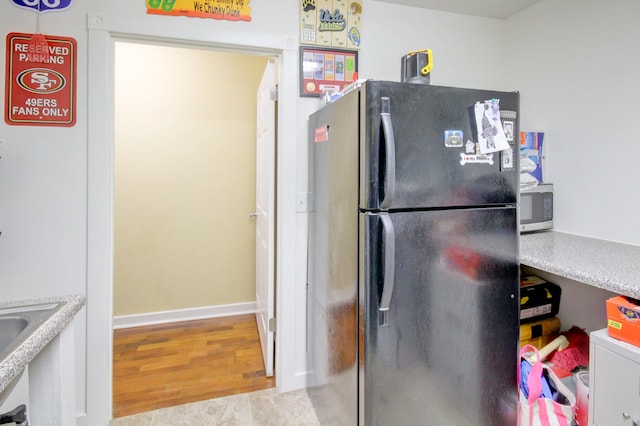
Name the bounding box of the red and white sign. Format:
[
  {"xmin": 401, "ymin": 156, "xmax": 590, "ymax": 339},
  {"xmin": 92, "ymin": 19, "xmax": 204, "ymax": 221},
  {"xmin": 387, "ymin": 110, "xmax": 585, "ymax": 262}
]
[
  {"xmin": 5, "ymin": 32, "xmax": 77, "ymax": 126},
  {"xmin": 314, "ymin": 125, "xmax": 328, "ymax": 143}
]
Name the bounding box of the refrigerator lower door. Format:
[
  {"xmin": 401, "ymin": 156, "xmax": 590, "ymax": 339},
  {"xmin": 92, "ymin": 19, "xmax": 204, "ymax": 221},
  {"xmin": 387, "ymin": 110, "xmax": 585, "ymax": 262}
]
[{"xmin": 360, "ymin": 207, "xmax": 519, "ymax": 426}]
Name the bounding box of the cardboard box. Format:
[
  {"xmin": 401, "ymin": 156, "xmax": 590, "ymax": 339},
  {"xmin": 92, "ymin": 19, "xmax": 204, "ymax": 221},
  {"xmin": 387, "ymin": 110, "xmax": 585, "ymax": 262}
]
[
  {"xmin": 607, "ymin": 295, "xmax": 640, "ymax": 347},
  {"xmin": 520, "ymin": 131, "xmax": 544, "ymax": 183},
  {"xmin": 520, "ymin": 275, "xmax": 562, "ymax": 322}
]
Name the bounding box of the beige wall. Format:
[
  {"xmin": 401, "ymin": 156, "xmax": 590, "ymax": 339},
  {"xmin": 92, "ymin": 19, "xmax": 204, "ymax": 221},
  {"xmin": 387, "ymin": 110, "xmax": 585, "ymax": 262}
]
[{"xmin": 113, "ymin": 42, "xmax": 268, "ymax": 316}]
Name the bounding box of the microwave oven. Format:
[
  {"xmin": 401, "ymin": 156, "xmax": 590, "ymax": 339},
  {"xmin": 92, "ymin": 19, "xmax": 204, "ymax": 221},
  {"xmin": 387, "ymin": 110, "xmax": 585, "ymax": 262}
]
[{"xmin": 520, "ymin": 183, "xmax": 553, "ymax": 233}]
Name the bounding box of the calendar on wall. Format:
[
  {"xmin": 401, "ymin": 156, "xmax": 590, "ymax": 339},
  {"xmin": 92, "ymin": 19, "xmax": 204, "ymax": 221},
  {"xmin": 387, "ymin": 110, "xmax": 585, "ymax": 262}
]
[{"xmin": 299, "ymin": 46, "xmax": 358, "ymax": 96}]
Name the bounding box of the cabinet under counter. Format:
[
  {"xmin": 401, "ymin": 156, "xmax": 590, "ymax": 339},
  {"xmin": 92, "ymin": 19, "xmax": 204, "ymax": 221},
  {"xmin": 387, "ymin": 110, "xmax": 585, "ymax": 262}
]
[{"xmin": 590, "ymin": 328, "xmax": 640, "ymax": 426}]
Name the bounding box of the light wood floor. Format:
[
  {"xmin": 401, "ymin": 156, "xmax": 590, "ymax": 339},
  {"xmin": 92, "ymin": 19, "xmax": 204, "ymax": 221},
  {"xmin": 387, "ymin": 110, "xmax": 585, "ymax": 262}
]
[{"xmin": 112, "ymin": 314, "xmax": 275, "ymax": 418}]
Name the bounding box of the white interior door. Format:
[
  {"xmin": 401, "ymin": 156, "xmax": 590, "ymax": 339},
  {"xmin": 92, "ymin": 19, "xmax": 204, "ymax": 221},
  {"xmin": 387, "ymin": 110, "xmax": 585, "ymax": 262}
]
[{"xmin": 255, "ymin": 58, "xmax": 276, "ymax": 377}]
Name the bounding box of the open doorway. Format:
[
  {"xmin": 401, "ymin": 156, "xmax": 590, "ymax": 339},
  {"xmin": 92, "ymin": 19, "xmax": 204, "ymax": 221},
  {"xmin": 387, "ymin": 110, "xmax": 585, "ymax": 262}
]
[
  {"xmin": 87, "ymin": 19, "xmax": 303, "ymax": 424},
  {"xmin": 111, "ymin": 40, "xmax": 275, "ymax": 417}
]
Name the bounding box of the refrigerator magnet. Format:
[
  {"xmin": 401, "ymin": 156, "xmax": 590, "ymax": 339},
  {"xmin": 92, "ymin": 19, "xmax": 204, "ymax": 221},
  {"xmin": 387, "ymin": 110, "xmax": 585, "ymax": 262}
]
[
  {"xmin": 502, "ymin": 118, "xmax": 515, "ymax": 142},
  {"xmin": 460, "ymin": 152, "xmax": 494, "ymax": 166},
  {"xmin": 474, "ymin": 101, "xmax": 510, "ymax": 154},
  {"xmin": 444, "ymin": 130, "xmax": 463, "ymax": 147},
  {"xmin": 314, "ymin": 125, "xmax": 329, "ymax": 143},
  {"xmin": 501, "ymin": 147, "xmax": 514, "ymax": 170},
  {"xmin": 465, "ymin": 140, "xmax": 476, "ymax": 154}
]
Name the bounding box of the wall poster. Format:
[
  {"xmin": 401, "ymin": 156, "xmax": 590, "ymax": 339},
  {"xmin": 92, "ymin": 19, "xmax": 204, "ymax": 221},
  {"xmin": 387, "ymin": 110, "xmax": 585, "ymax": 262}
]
[
  {"xmin": 300, "ymin": 0, "xmax": 362, "ymax": 50},
  {"xmin": 300, "ymin": 46, "xmax": 357, "ymax": 97},
  {"xmin": 5, "ymin": 32, "xmax": 77, "ymax": 127},
  {"xmin": 145, "ymin": 0, "xmax": 252, "ymax": 21}
]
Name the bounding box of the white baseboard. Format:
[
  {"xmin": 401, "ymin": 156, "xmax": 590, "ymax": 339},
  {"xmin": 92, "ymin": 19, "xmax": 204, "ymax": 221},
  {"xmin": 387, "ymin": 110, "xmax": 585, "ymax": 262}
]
[
  {"xmin": 113, "ymin": 302, "xmax": 257, "ymax": 329},
  {"xmin": 76, "ymin": 413, "xmax": 87, "ymax": 426}
]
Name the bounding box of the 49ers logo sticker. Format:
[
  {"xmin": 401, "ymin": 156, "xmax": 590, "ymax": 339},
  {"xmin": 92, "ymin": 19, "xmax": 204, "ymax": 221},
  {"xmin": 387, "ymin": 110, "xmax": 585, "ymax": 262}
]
[
  {"xmin": 16, "ymin": 69, "xmax": 66, "ymax": 94},
  {"xmin": 5, "ymin": 33, "xmax": 77, "ymax": 126}
]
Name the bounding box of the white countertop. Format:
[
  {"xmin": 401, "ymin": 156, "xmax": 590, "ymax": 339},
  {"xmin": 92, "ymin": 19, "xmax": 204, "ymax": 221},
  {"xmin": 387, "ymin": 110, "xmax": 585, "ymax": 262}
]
[
  {"xmin": 0, "ymin": 294, "xmax": 85, "ymax": 394},
  {"xmin": 520, "ymin": 231, "xmax": 640, "ymax": 299}
]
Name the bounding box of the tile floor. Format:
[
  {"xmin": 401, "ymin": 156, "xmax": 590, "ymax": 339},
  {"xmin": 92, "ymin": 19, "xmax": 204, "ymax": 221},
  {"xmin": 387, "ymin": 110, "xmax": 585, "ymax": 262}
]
[{"xmin": 109, "ymin": 388, "xmax": 321, "ymax": 426}]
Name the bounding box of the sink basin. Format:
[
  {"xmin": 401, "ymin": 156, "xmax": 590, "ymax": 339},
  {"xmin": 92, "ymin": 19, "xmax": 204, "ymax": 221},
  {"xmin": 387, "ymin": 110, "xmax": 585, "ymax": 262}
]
[
  {"xmin": 0, "ymin": 302, "xmax": 66, "ymax": 405},
  {"xmin": 0, "ymin": 317, "xmax": 29, "ymax": 356}
]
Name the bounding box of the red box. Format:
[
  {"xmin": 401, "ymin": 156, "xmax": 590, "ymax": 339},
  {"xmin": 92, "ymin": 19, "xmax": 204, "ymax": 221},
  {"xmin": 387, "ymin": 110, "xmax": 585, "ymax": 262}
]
[{"xmin": 606, "ymin": 296, "xmax": 640, "ymax": 347}]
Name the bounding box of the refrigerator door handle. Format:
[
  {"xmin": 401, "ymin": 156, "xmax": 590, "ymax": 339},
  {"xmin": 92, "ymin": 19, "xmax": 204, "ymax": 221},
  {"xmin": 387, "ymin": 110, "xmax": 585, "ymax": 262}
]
[
  {"xmin": 378, "ymin": 213, "xmax": 395, "ymax": 326},
  {"xmin": 379, "ymin": 97, "xmax": 396, "ymax": 210}
]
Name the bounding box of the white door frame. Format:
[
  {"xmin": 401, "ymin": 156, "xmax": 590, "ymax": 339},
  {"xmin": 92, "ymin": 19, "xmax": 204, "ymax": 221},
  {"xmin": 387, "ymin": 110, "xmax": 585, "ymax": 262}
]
[{"xmin": 87, "ymin": 14, "xmax": 299, "ymax": 424}]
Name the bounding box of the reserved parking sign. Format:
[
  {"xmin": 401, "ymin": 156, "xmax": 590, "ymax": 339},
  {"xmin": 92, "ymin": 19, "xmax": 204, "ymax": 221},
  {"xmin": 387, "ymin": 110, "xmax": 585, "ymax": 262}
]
[{"xmin": 5, "ymin": 33, "xmax": 77, "ymax": 126}]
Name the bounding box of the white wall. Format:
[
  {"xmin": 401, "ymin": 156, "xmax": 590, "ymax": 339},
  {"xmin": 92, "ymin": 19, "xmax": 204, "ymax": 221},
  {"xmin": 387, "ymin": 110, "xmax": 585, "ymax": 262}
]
[
  {"xmin": 4, "ymin": 0, "xmax": 596, "ymax": 423},
  {"xmin": 507, "ymin": 0, "xmax": 640, "ymax": 245},
  {"xmin": 362, "ymin": 1, "xmax": 512, "ymax": 90},
  {"xmin": 0, "ymin": 2, "xmax": 88, "ymax": 420},
  {"xmin": 113, "ymin": 43, "xmax": 267, "ymax": 317}
]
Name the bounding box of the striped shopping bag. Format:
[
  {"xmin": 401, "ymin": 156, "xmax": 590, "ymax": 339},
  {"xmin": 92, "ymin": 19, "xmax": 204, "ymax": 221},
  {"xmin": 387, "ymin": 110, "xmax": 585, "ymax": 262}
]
[{"xmin": 519, "ymin": 345, "xmax": 576, "ymax": 426}]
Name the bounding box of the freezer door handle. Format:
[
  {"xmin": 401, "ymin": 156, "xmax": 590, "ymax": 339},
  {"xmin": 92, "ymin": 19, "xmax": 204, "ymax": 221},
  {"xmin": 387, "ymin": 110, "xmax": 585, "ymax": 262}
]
[
  {"xmin": 378, "ymin": 213, "xmax": 395, "ymax": 326},
  {"xmin": 379, "ymin": 97, "xmax": 396, "ymax": 210}
]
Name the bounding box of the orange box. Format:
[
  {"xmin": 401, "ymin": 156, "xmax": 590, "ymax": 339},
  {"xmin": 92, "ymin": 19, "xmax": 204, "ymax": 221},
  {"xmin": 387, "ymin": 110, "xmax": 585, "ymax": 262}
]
[{"xmin": 606, "ymin": 296, "xmax": 640, "ymax": 347}]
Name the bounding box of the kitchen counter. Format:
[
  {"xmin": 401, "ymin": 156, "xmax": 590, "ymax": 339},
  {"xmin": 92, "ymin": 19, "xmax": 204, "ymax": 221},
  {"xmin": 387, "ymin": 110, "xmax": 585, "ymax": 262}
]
[
  {"xmin": 0, "ymin": 294, "xmax": 85, "ymax": 394},
  {"xmin": 520, "ymin": 231, "xmax": 640, "ymax": 300}
]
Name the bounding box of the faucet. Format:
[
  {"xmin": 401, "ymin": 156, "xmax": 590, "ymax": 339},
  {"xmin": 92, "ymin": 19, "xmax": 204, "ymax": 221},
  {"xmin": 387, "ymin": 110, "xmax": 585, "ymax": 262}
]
[{"xmin": 0, "ymin": 405, "xmax": 27, "ymax": 425}]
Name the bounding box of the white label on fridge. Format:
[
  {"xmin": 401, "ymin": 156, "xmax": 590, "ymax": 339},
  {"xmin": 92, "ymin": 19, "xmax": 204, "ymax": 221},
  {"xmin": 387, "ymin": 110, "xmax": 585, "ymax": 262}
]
[{"xmin": 459, "ymin": 152, "xmax": 494, "ymax": 166}]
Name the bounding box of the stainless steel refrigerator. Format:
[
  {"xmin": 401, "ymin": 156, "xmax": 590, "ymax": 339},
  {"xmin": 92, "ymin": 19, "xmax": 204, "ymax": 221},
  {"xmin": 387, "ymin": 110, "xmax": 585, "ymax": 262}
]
[{"xmin": 307, "ymin": 80, "xmax": 520, "ymax": 425}]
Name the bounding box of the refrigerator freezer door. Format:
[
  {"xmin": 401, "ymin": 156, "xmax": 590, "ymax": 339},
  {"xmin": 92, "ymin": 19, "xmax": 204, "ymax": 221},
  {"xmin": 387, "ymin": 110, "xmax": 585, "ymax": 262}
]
[
  {"xmin": 360, "ymin": 81, "xmax": 519, "ymax": 211},
  {"xmin": 360, "ymin": 207, "xmax": 519, "ymax": 426}
]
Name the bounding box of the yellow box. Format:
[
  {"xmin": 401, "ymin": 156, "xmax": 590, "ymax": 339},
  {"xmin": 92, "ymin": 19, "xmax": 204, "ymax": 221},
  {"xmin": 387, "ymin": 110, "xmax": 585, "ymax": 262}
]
[
  {"xmin": 519, "ymin": 316, "xmax": 561, "ymax": 349},
  {"xmin": 520, "ymin": 334, "xmax": 557, "ymax": 350},
  {"xmin": 520, "ymin": 275, "xmax": 562, "ymax": 322}
]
